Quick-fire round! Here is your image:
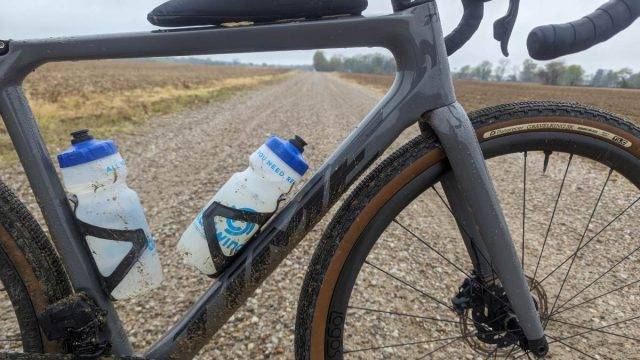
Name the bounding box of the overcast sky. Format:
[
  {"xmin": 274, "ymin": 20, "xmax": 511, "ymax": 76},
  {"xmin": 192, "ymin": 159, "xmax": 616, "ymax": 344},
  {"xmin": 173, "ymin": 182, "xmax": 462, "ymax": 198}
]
[{"xmin": 1, "ymin": 0, "xmax": 638, "ymax": 73}]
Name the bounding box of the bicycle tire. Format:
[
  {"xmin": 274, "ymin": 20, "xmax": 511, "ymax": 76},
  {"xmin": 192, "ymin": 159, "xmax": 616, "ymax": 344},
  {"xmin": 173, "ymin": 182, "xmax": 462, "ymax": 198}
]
[
  {"xmin": 0, "ymin": 181, "xmax": 73, "ymax": 353},
  {"xmin": 296, "ymin": 101, "xmax": 640, "ymax": 359}
]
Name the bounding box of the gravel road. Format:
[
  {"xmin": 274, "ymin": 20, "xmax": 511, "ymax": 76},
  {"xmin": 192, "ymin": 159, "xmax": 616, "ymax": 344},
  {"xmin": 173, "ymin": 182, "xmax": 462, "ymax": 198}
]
[
  {"xmin": 1, "ymin": 73, "xmax": 638, "ymax": 359},
  {"xmin": 1, "ymin": 72, "xmax": 415, "ymax": 358}
]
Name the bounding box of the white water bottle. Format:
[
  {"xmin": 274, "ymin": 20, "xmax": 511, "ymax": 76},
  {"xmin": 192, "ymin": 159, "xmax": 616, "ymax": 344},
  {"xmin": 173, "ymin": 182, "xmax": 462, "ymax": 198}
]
[
  {"xmin": 178, "ymin": 135, "xmax": 309, "ymax": 276},
  {"xmin": 57, "ymin": 130, "xmax": 163, "ymax": 300}
]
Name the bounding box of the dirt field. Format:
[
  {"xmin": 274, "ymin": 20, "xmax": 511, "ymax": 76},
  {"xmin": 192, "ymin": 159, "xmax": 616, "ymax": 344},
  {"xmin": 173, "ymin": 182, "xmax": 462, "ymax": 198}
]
[
  {"xmin": 341, "ymin": 73, "xmax": 640, "ymax": 124},
  {"xmin": 1, "ymin": 71, "xmax": 640, "ymax": 359},
  {"xmin": 0, "ymin": 60, "xmax": 288, "ymax": 163}
]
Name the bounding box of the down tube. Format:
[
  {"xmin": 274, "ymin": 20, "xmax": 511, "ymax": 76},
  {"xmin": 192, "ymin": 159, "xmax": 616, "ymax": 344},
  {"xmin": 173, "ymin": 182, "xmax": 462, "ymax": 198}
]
[{"xmin": 148, "ymin": 68, "xmax": 454, "ymax": 360}]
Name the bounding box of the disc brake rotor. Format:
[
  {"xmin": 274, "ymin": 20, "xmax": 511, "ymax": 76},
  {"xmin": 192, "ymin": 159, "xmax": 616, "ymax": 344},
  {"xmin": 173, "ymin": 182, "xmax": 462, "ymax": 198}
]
[{"xmin": 454, "ymin": 276, "xmax": 549, "ymax": 357}]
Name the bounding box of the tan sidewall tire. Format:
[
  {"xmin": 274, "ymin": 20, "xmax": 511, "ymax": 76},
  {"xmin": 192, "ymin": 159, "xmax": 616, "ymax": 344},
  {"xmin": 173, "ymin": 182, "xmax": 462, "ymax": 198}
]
[
  {"xmin": 0, "ymin": 181, "xmax": 73, "ymax": 353},
  {"xmin": 296, "ymin": 102, "xmax": 640, "ymax": 359}
]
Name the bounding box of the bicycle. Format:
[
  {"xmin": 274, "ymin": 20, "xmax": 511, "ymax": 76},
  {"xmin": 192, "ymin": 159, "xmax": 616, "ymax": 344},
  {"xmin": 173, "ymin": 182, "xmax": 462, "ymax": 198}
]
[{"xmin": 0, "ymin": 0, "xmax": 639, "ymax": 358}]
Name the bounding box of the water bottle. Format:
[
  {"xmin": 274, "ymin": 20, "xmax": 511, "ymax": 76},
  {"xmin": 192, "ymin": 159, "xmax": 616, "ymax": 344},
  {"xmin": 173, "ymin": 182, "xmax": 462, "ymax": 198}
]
[
  {"xmin": 178, "ymin": 135, "xmax": 310, "ymax": 276},
  {"xmin": 57, "ymin": 130, "xmax": 163, "ymax": 300}
]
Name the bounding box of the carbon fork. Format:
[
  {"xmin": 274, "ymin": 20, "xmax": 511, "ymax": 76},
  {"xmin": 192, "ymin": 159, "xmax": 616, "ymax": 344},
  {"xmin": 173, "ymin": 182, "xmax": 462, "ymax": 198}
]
[{"xmin": 422, "ymin": 102, "xmax": 549, "ymax": 357}]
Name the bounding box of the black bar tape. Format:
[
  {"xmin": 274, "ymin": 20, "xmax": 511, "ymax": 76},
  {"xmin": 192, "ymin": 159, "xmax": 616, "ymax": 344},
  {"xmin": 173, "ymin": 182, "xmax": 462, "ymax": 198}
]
[
  {"xmin": 445, "ymin": 0, "xmax": 487, "ymax": 56},
  {"xmin": 527, "ymin": 0, "xmax": 640, "ymax": 60}
]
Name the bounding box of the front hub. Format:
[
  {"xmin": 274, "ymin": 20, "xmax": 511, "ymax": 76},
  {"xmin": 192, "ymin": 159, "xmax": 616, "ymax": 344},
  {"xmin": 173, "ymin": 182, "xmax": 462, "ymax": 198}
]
[{"xmin": 452, "ymin": 275, "xmax": 549, "ymax": 357}]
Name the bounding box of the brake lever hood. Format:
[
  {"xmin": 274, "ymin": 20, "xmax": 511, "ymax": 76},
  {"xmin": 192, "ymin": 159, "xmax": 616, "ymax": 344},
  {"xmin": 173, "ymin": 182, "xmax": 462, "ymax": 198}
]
[{"xmin": 493, "ymin": 0, "xmax": 520, "ymax": 56}]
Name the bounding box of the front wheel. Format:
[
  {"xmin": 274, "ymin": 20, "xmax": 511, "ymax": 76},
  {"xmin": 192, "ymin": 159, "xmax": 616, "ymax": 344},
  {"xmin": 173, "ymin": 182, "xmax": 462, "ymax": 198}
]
[{"xmin": 296, "ymin": 102, "xmax": 640, "ymax": 359}]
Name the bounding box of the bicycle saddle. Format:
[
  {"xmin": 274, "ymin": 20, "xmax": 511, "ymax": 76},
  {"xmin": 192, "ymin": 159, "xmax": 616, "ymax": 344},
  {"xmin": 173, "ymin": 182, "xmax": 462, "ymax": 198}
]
[{"xmin": 148, "ymin": 0, "xmax": 369, "ymax": 27}]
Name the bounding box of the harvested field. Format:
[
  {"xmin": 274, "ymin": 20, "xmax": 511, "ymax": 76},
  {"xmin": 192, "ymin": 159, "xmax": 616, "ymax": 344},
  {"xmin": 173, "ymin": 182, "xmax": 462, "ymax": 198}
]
[
  {"xmin": 340, "ymin": 72, "xmax": 640, "ymax": 123},
  {"xmin": 0, "ymin": 60, "xmax": 288, "ymax": 163}
]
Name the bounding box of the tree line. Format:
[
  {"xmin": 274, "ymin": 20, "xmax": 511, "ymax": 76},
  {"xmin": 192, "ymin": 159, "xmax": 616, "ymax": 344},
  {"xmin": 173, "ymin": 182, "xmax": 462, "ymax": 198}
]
[
  {"xmin": 312, "ymin": 50, "xmax": 639, "ymax": 89},
  {"xmin": 455, "ymin": 59, "xmax": 640, "ymax": 89},
  {"xmin": 313, "ymin": 51, "xmax": 396, "ymax": 75}
]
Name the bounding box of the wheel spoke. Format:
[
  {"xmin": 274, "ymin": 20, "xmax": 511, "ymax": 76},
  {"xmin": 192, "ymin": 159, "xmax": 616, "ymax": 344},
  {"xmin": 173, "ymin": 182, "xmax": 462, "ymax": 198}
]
[
  {"xmin": 556, "ymin": 242, "xmax": 640, "ymax": 312},
  {"xmin": 342, "ymin": 333, "xmax": 474, "ymax": 354},
  {"xmin": 347, "ymin": 305, "xmax": 459, "ymax": 324},
  {"xmin": 531, "ymin": 154, "xmax": 573, "ymax": 288},
  {"xmin": 547, "ymin": 314, "xmax": 640, "ymax": 344},
  {"xmin": 547, "ymin": 317, "xmax": 640, "ymax": 342},
  {"xmin": 546, "ymin": 334, "xmax": 597, "ymax": 360},
  {"xmin": 344, "ymin": 325, "xmax": 521, "ymax": 356},
  {"xmin": 415, "ymin": 337, "xmax": 464, "ymax": 359},
  {"xmin": 513, "ymin": 350, "xmax": 531, "ymax": 360},
  {"xmin": 532, "ymin": 195, "xmax": 640, "ymax": 291},
  {"xmin": 505, "ymin": 344, "xmax": 518, "ymax": 359},
  {"xmin": 393, "ymin": 219, "xmax": 513, "ymax": 311},
  {"xmin": 546, "ymin": 168, "xmax": 613, "ymax": 325},
  {"xmin": 551, "ymin": 278, "xmax": 640, "ymax": 317},
  {"xmin": 393, "ymin": 219, "xmax": 472, "ymax": 278},
  {"xmin": 432, "ymin": 187, "xmax": 498, "ymax": 281},
  {"xmin": 364, "ymin": 260, "xmax": 454, "ymax": 311},
  {"xmin": 361, "ymin": 260, "xmax": 522, "ymax": 354}
]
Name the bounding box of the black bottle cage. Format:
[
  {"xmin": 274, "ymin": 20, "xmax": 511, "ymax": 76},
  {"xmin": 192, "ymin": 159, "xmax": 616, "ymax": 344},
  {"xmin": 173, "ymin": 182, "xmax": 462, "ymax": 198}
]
[
  {"xmin": 71, "ymin": 197, "xmax": 148, "ymax": 296},
  {"xmin": 202, "ymin": 202, "xmax": 272, "ymax": 277},
  {"xmin": 75, "ymin": 220, "xmax": 148, "ymax": 296}
]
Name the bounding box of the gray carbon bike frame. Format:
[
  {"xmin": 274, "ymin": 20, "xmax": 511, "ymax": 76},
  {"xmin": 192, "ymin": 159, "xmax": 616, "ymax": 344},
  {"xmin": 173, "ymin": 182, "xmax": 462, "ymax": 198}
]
[{"xmin": 0, "ymin": 1, "xmax": 546, "ymax": 358}]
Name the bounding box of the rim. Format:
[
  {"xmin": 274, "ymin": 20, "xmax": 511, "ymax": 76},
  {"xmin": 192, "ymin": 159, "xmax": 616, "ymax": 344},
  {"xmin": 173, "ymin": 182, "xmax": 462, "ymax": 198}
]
[{"xmin": 317, "ymin": 126, "xmax": 640, "ymax": 359}]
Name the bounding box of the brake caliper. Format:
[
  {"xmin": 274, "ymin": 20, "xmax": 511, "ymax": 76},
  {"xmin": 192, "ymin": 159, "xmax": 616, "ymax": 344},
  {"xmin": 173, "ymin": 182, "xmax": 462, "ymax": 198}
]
[
  {"xmin": 452, "ymin": 275, "xmax": 527, "ymax": 348},
  {"xmin": 451, "ymin": 276, "xmax": 479, "ymax": 315}
]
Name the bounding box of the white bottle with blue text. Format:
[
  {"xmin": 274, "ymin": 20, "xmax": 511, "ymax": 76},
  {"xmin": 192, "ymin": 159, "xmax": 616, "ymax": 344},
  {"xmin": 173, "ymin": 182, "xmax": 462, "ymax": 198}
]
[
  {"xmin": 178, "ymin": 135, "xmax": 309, "ymax": 276},
  {"xmin": 57, "ymin": 130, "xmax": 163, "ymax": 300}
]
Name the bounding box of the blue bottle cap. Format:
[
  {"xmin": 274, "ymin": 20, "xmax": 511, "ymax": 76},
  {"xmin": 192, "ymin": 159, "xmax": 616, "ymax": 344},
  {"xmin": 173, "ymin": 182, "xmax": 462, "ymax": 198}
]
[
  {"xmin": 57, "ymin": 130, "xmax": 118, "ymax": 168},
  {"xmin": 265, "ymin": 135, "xmax": 309, "ymax": 176}
]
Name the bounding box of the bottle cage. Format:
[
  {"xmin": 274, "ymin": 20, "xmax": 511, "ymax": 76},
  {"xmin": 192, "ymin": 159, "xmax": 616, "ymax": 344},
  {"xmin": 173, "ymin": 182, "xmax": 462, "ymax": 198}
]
[
  {"xmin": 75, "ymin": 220, "xmax": 148, "ymax": 295},
  {"xmin": 71, "ymin": 196, "xmax": 148, "ymax": 296},
  {"xmin": 201, "ymin": 202, "xmax": 272, "ymax": 277}
]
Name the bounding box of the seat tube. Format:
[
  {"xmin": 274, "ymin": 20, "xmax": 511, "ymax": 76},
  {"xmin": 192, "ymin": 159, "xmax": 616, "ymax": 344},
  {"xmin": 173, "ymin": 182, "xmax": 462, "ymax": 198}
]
[
  {"xmin": 0, "ymin": 84, "xmax": 133, "ymax": 355},
  {"xmin": 424, "ymin": 102, "xmax": 548, "ymax": 351}
]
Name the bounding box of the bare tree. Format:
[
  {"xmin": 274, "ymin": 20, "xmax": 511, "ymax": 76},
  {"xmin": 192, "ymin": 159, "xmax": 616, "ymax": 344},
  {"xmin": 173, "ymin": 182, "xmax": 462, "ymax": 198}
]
[
  {"xmin": 564, "ymin": 64, "xmax": 585, "ymax": 86},
  {"xmin": 519, "ymin": 59, "xmax": 538, "ymax": 83},
  {"xmin": 493, "ymin": 59, "xmax": 510, "ymax": 82},
  {"xmin": 472, "ymin": 61, "xmax": 493, "ymax": 81}
]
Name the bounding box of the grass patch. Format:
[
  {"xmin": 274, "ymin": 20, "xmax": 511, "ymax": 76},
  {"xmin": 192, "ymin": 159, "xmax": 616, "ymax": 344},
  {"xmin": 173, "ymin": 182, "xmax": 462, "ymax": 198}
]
[{"xmin": 0, "ymin": 60, "xmax": 289, "ymax": 165}]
